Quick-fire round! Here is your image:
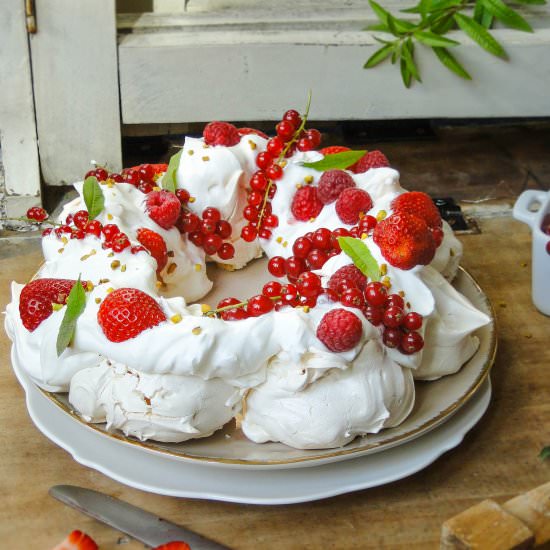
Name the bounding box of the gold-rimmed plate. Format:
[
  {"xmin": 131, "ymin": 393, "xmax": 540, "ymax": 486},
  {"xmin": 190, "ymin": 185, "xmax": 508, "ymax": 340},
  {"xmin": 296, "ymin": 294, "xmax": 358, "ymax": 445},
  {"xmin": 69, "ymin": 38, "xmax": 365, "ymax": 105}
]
[{"xmin": 37, "ymin": 265, "xmax": 496, "ymax": 469}]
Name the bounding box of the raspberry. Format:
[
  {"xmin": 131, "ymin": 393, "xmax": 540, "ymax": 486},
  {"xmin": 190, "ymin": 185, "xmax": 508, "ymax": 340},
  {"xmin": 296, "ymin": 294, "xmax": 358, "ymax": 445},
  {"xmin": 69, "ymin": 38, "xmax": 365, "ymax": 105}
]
[
  {"xmin": 319, "ymin": 146, "xmax": 350, "ymax": 155},
  {"xmin": 316, "ymin": 308, "xmax": 363, "ymax": 352},
  {"xmin": 145, "ymin": 190, "xmax": 181, "ymax": 230},
  {"xmin": 391, "ymin": 191, "xmax": 442, "ymax": 230},
  {"xmin": 327, "ymin": 265, "xmax": 367, "ymax": 294},
  {"xmin": 373, "ymin": 212, "xmax": 436, "ymax": 270},
  {"xmin": 291, "ymin": 186, "xmax": 324, "ymax": 221},
  {"xmin": 98, "ymin": 288, "xmax": 166, "ymax": 343},
  {"xmin": 19, "ymin": 278, "xmax": 88, "ymax": 332},
  {"xmin": 237, "ymin": 127, "xmax": 269, "ymax": 139},
  {"xmin": 335, "ymin": 188, "xmax": 373, "ymax": 225},
  {"xmin": 136, "ymin": 228, "xmax": 168, "ymax": 272},
  {"xmin": 317, "ymin": 169, "xmax": 356, "ymax": 205},
  {"xmin": 351, "ymin": 150, "xmax": 390, "ymax": 174},
  {"xmin": 203, "ymin": 121, "xmax": 240, "ymax": 146}
]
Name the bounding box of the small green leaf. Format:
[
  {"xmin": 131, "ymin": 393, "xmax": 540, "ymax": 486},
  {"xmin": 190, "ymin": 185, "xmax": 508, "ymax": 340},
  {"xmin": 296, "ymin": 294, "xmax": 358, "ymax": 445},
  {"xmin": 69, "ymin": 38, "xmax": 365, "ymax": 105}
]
[
  {"xmin": 369, "ymin": 0, "xmax": 391, "ymax": 25},
  {"xmin": 56, "ymin": 276, "xmax": 87, "ymax": 357},
  {"xmin": 83, "ymin": 176, "xmax": 105, "ymax": 220},
  {"xmin": 480, "ymin": 0, "xmax": 533, "ymax": 31},
  {"xmin": 431, "ymin": 14, "xmax": 456, "ymax": 34},
  {"xmin": 400, "ymin": 56, "xmax": 412, "ymax": 87},
  {"xmin": 338, "ymin": 237, "xmax": 381, "ymax": 281},
  {"xmin": 414, "ymin": 30, "xmax": 460, "ymax": 47},
  {"xmin": 539, "ymin": 446, "xmax": 550, "ymax": 460},
  {"xmin": 454, "ymin": 13, "xmax": 508, "ymax": 59},
  {"xmin": 481, "ymin": 9, "xmax": 494, "ymax": 28},
  {"xmin": 161, "ymin": 149, "xmax": 182, "ymax": 194},
  {"xmin": 433, "ymin": 47, "xmax": 472, "ymax": 79},
  {"xmin": 364, "ymin": 44, "xmax": 395, "ymax": 68},
  {"xmin": 473, "ymin": 0, "xmax": 485, "ymax": 23},
  {"xmin": 402, "ymin": 38, "xmax": 422, "ymax": 82},
  {"xmin": 366, "ymin": 23, "xmax": 391, "ymax": 32},
  {"xmin": 513, "ymin": 0, "xmax": 546, "ymax": 5},
  {"xmin": 302, "ymin": 150, "xmax": 367, "ymax": 171}
]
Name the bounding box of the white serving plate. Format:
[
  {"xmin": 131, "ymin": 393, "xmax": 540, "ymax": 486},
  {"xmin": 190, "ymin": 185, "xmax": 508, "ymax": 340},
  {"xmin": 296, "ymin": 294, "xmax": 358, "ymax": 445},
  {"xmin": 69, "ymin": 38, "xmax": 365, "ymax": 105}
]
[
  {"xmin": 14, "ymin": 357, "xmax": 491, "ymax": 504},
  {"xmin": 28, "ymin": 264, "xmax": 495, "ymax": 469}
]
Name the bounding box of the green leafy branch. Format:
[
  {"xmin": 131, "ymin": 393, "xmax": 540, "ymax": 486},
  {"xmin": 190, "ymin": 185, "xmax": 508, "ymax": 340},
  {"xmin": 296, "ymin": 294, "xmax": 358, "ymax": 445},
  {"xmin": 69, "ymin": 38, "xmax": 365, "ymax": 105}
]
[{"xmin": 364, "ymin": 0, "xmax": 545, "ymax": 87}]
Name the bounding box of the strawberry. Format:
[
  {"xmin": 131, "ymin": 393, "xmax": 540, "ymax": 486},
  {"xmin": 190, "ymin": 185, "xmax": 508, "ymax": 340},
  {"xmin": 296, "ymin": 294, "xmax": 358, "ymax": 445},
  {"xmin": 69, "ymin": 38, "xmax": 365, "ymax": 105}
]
[
  {"xmin": 153, "ymin": 543, "xmax": 191, "ymax": 550},
  {"xmin": 317, "ymin": 308, "xmax": 363, "ymax": 352},
  {"xmin": 291, "ymin": 186, "xmax": 324, "ymax": 221},
  {"xmin": 373, "ymin": 212, "xmax": 436, "ymax": 270},
  {"xmin": 317, "ymin": 169, "xmax": 356, "ymax": 205},
  {"xmin": 327, "ymin": 265, "xmax": 367, "ymax": 294},
  {"xmin": 335, "ymin": 188, "xmax": 373, "ymax": 225},
  {"xmin": 98, "ymin": 288, "xmax": 166, "ymax": 343},
  {"xmin": 145, "ymin": 190, "xmax": 181, "ymax": 230},
  {"xmin": 391, "ymin": 191, "xmax": 442, "ymax": 230},
  {"xmin": 19, "ymin": 278, "xmax": 87, "ymax": 332},
  {"xmin": 238, "ymin": 127, "xmax": 269, "ymax": 139},
  {"xmin": 137, "ymin": 228, "xmax": 168, "ymax": 273},
  {"xmin": 203, "ymin": 121, "xmax": 241, "ymax": 146},
  {"xmin": 319, "ymin": 145, "xmax": 351, "ymax": 155},
  {"xmin": 51, "ymin": 530, "xmax": 98, "ymax": 550},
  {"xmin": 150, "ymin": 163, "xmax": 168, "ymax": 174},
  {"xmin": 351, "ymin": 150, "xmax": 390, "ymax": 174}
]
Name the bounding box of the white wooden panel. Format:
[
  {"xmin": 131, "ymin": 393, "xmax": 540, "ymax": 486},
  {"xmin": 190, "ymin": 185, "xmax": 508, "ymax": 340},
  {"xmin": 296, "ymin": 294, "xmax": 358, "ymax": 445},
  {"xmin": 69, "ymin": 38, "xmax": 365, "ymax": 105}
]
[
  {"xmin": 30, "ymin": 0, "xmax": 122, "ymax": 186},
  {"xmin": 119, "ymin": 24, "xmax": 550, "ymax": 123},
  {"xmin": 0, "ymin": 0, "xmax": 41, "ymax": 214}
]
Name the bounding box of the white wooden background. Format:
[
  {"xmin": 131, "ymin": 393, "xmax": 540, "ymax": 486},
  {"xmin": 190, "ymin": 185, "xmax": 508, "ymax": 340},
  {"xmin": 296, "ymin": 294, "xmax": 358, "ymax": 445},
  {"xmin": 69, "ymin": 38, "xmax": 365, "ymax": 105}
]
[{"xmin": 1, "ymin": 0, "xmax": 549, "ymax": 199}]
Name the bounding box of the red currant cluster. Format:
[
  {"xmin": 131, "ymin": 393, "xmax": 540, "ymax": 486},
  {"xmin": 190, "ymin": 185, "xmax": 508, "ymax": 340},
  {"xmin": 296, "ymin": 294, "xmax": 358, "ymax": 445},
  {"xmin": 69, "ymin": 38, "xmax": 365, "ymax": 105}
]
[
  {"xmin": 241, "ymin": 109, "xmax": 322, "ymax": 243},
  {"xmin": 212, "ymin": 272, "xmax": 325, "ymax": 321},
  {"xmin": 25, "ymin": 207, "xmax": 48, "ymax": 222},
  {"xmin": 176, "ymin": 205, "xmax": 235, "ymax": 260},
  {"xmin": 85, "ymin": 164, "xmax": 165, "ymax": 195}
]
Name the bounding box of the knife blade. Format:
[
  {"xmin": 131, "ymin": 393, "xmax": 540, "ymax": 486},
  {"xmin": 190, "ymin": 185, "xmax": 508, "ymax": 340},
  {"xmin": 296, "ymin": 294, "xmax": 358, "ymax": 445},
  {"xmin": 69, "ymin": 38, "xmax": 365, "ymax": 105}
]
[{"xmin": 49, "ymin": 485, "xmax": 230, "ymax": 549}]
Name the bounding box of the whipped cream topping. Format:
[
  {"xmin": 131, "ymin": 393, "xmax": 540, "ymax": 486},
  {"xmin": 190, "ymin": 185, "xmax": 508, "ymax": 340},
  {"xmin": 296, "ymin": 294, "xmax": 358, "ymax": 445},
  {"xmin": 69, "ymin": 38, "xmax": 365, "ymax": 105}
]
[
  {"xmin": 242, "ymin": 340, "xmax": 415, "ymax": 449},
  {"xmin": 69, "ymin": 359, "xmax": 239, "ymax": 442}
]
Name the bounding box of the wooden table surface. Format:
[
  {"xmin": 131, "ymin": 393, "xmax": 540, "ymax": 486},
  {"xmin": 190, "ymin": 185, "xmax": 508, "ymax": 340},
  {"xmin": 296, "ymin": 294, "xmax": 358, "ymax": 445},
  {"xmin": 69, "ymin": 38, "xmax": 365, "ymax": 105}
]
[{"xmin": 1, "ymin": 217, "xmax": 549, "ymax": 550}]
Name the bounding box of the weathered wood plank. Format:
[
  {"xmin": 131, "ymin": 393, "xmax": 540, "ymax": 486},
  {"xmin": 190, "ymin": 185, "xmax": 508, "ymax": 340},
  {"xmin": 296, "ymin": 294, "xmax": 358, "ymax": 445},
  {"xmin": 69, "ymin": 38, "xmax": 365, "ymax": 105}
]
[
  {"xmin": 30, "ymin": 0, "xmax": 122, "ymax": 186},
  {"xmin": 0, "ymin": 0, "xmax": 41, "ymax": 215},
  {"xmin": 118, "ymin": 27, "xmax": 550, "ymax": 123}
]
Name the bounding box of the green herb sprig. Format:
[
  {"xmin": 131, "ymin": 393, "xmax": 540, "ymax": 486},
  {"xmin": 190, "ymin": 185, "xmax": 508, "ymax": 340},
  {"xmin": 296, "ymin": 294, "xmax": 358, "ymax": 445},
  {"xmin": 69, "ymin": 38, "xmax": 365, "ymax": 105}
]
[{"xmin": 364, "ymin": 0, "xmax": 545, "ymax": 87}]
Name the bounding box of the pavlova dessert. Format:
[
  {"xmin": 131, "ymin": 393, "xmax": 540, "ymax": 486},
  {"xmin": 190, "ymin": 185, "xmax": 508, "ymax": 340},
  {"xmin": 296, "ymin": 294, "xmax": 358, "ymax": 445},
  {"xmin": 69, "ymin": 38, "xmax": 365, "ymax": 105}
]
[{"xmin": 4, "ymin": 105, "xmax": 491, "ymax": 450}]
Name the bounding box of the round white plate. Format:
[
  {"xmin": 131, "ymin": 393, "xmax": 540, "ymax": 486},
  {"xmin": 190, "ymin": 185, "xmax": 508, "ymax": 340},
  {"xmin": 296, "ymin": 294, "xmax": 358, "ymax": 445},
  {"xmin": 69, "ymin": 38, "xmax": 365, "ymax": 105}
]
[
  {"xmin": 14, "ymin": 360, "xmax": 491, "ymax": 504},
  {"xmin": 37, "ymin": 266, "xmax": 496, "ymax": 469}
]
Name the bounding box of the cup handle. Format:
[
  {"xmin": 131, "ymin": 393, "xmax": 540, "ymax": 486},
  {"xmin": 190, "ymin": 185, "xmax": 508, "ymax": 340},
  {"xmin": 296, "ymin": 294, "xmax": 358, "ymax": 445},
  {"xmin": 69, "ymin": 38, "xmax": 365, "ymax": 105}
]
[{"xmin": 513, "ymin": 190, "xmax": 548, "ymax": 228}]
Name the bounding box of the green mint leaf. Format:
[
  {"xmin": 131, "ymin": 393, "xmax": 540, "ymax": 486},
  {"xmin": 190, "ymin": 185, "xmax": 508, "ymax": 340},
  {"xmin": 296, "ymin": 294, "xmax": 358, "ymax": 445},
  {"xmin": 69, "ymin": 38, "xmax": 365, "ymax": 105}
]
[
  {"xmin": 364, "ymin": 44, "xmax": 395, "ymax": 69},
  {"xmin": 83, "ymin": 176, "xmax": 105, "ymax": 220},
  {"xmin": 161, "ymin": 149, "xmax": 182, "ymax": 194},
  {"xmin": 454, "ymin": 13, "xmax": 508, "ymax": 59},
  {"xmin": 400, "ymin": 56, "xmax": 413, "ymax": 87},
  {"xmin": 539, "ymin": 446, "xmax": 550, "ymax": 460},
  {"xmin": 402, "ymin": 38, "xmax": 422, "ymax": 82},
  {"xmin": 480, "ymin": 0, "xmax": 533, "ymax": 31},
  {"xmin": 302, "ymin": 150, "xmax": 367, "ymax": 171},
  {"xmin": 56, "ymin": 276, "xmax": 87, "ymax": 357},
  {"xmin": 414, "ymin": 30, "xmax": 460, "ymax": 47},
  {"xmin": 433, "ymin": 47, "xmax": 472, "ymax": 79},
  {"xmin": 338, "ymin": 237, "xmax": 381, "ymax": 281}
]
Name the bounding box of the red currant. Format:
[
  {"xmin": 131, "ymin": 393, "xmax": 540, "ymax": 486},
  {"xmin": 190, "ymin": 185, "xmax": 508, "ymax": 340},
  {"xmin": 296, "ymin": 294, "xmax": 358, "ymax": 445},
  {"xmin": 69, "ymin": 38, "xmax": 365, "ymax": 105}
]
[
  {"xmin": 188, "ymin": 231, "xmax": 204, "ymax": 247},
  {"xmin": 383, "ymin": 306, "xmax": 404, "ymax": 328},
  {"xmin": 202, "ymin": 207, "xmax": 221, "ymax": 223},
  {"xmin": 268, "ymin": 256, "xmax": 286, "ymax": 278},
  {"xmin": 42, "ymin": 228, "xmax": 52, "ymax": 237},
  {"xmin": 285, "ymin": 256, "xmax": 306, "ymax": 280},
  {"xmin": 292, "ymin": 236, "xmax": 313, "ymax": 258},
  {"xmin": 267, "ymin": 184, "xmax": 277, "ymax": 199},
  {"xmin": 111, "ymin": 233, "xmax": 130, "ymax": 252},
  {"xmin": 123, "ymin": 170, "xmax": 140, "ymax": 186},
  {"xmin": 358, "ymin": 215, "xmax": 377, "ymax": 233},
  {"xmin": 276, "ymin": 120, "xmax": 296, "ymax": 141},
  {"xmin": 296, "ymin": 271, "xmax": 322, "ymax": 298},
  {"xmin": 215, "ymin": 220, "xmax": 232, "ymax": 239},
  {"xmin": 243, "ymin": 205, "xmax": 259, "ymax": 222},
  {"xmin": 322, "ymin": 288, "xmax": 339, "ymax": 302},
  {"xmin": 200, "ymin": 220, "xmax": 217, "ymax": 235},
  {"xmin": 138, "ymin": 164, "xmax": 154, "ymax": 182},
  {"xmin": 247, "ymin": 294, "xmax": 274, "ymax": 316},
  {"xmin": 349, "ymin": 227, "xmax": 360, "ymax": 238},
  {"xmin": 241, "ymin": 224, "xmax": 257, "ymax": 242},
  {"xmin": 130, "ymin": 245, "xmax": 146, "ymax": 254},
  {"xmin": 364, "ymin": 282, "xmax": 388, "ymax": 307},
  {"xmin": 281, "ymin": 284, "xmax": 299, "ymax": 307},
  {"xmin": 180, "ymin": 212, "xmax": 200, "ymax": 233},
  {"xmin": 401, "ymin": 332, "xmax": 424, "ymax": 354},
  {"xmin": 306, "ymin": 248, "xmax": 328, "ymax": 270},
  {"xmin": 84, "ymin": 169, "xmax": 97, "ymax": 179},
  {"xmin": 305, "ymin": 129, "xmax": 322, "ymax": 148},
  {"xmin": 363, "ymin": 305, "xmax": 383, "ymax": 326},
  {"xmin": 65, "ymin": 213, "xmax": 74, "ymax": 225},
  {"xmin": 259, "ymin": 228, "xmax": 272, "ymax": 240},
  {"xmin": 256, "ymin": 152, "xmax": 274, "ymax": 170},
  {"xmin": 312, "ymin": 228, "xmax": 332, "ymax": 250},
  {"xmin": 26, "ymin": 206, "xmax": 48, "ymax": 221},
  {"xmin": 111, "ymin": 173, "xmax": 124, "ymax": 183},
  {"xmin": 138, "ymin": 181, "xmax": 155, "ymax": 194},
  {"xmin": 175, "ymin": 189, "xmax": 190, "ymax": 204},
  {"xmin": 403, "ymin": 312, "xmax": 423, "ymax": 331},
  {"xmin": 266, "ymin": 164, "xmax": 283, "ymax": 181},
  {"xmin": 263, "ymin": 214, "xmax": 279, "ymax": 228},
  {"xmin": 250, "ymin": 171, "xmax": 268, "ymax": 192},
  {"xmin": 283, "ymin": 110, "xmax": 302, "ymax": 125},
  {"xmin": 74, "ymin": 209, "xmax": 90, "ymax": 229},
  {"xmin": 218, "ymin": 297, "xmax": 248, "ymax": 321},
  {"xmin": 297, "ymin": 137, "xmax": 314, "ymax": 152},
  {"xmin": 71, "ymin": 229, "xmax": 86, "ymax": 240},
  {"xmin": 331, "ymin": 228, "xmax": 351, "ymax": 251},
  {"xmin": 262, "ymin": 281, "xmax": 282, "ymax": 298},
  {"xmin": 95, "ymin": 168, "xmax": 109, "ymax": 181},
  {"xmin": 546, "ymin": 240, "xmax": 550, "ymax": 255},
  {"xmin": 85, "ymin": 220, "xmax": 103, "ymax": 237},
  {"xmin": 102, "ymin": 224, "xmax": 120, "ymax": 242},
  {"xmin": 340, "ymin": 288, "xmax": 365, "ymax": 309},
  {"xmin": 299, "ymin": 294, "xmax": 318, "ymax": 308},
  {"xmin": 267, "ymin": 137, "xmax": 285, "ymax": 156},
  {"xmin": 203, "ymin": 234, "xmax": 223, "ymax": 255},
  {"xmin": 385, "ymin": 294, "xmax": 405, "ymax": 310},
  {"xmin": 383, "ymin": 328, "xmax": 403, "ymax": 349},
  {"xmin": 217, "ymin": 242, "xmax": 235, "ymax": 260},
  {"xmin": 247, "ymin": 191, "xmax": 263, "ymax": 207}
]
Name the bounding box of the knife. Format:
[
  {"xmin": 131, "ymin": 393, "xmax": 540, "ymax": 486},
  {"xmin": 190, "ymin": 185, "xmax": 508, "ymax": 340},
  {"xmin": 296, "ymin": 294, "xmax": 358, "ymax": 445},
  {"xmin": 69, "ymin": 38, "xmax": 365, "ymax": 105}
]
[{"xmin": 49, "ymin": 485, "xmax": 230, "ymax": 549}]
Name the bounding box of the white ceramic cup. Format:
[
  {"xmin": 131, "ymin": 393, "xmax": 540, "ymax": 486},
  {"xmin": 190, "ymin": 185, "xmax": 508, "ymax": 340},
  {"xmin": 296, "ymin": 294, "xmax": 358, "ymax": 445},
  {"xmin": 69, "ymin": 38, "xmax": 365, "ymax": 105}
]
[{"xmin": 513, "ymin": 189, "xmax": 550, "ymax": 316}]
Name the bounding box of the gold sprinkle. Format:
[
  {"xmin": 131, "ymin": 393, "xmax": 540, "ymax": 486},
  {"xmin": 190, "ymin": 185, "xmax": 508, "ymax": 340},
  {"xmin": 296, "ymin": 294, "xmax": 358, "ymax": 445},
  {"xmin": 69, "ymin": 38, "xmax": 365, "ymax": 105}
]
[
  {"xmin": 167, "ymin": 262, "xmax": 177, "ymax": 274},
  {"xmin": 382, "ymin": 276, "xmax": 391, "ymax": 288},
  {"xmin": 376, "ymin": 210, "xmax": 387, "ymax": 222},
  {"xmin": 99, "ymin": 278, "xmax": 110, "ymax": 284},
  {"xmin": 58, "ymin": 248, "xmax": 64, "ymax": 254},
  {"xmin": 279, "ymin": 160, "xmax": 288, "ymax": 168},
  {"xmin": 189, "ymin": 197, "xmax": 196, "ymax": 203},
  {"xmin": 152, "ymin": 186, "xmax": 161, "ymax": 192},
  {"xmin": 107, "ymin": 252, "xmax": 114, "ymax": 258},
  {"xmin": 170, "ymin": 313, "xmax": 182, "ymax": 324},
  {"xmin": 203, "ymin": 143, "xmax": 210, "ymax": 149},
  {"xmin": 167, "ymin": 250, "xmax": 175, "ymax": 257},
  {"xmin": 302, "ymin": 306, "xmax": 310, "ymax": 313},
  {"xmin": 80, "ymin": 249, "xmax": 97, "ymax": 261},
  {"xmin": 110, "ymin": 260, "xmax": 121, "ymax": 269},
  {"xmin": 295, "ymin": 183, "xmax": 302, "ymax": 190},
  {"xmin": 282, "ymin": 241, "xmax": 288, "ymax": 248},
  {"xmin": 61, "ymin": 236, "xmax": 68, "ymax": 245},
  {"xmin": 202, "ymin": 156, "xmax": 210, "ymax": 162},
  {"xmin": 380, "ymin": 264, "xmax": 388, "ymax": 276},
  {"xmin": 153, "ymin": 173, "xmax": 161, "ymax": 182},
  {"xmin": 276, "ymin": 236, "xmax": 283, "ymax": 244},
  {"xmin": 120, "ymin": 265, "xmax": 126, "ymax": 273},
  {"xmin": 361, "ymin": 233, "xmax": 368, "ymax": 240},
  {"xmin": 86, "ymin": 281, "xmax": 94, "ymax": 291},
  {"xmin": 248, "ymin": 140, "xmax": 257, "ymax": 150},
  {"xmin": 194, "ymin": 263, "xmax": 202, "ymax": 272},
  {"xmin": 398, "ymin": 290, "xmax": 405, "ymax": 297},
  {"xmin": 188, "ymin": 150, "xmax": 194, "ymax": 156},
  {"xmin": 95, "ymin": 297, "xmax": 101, "ymax": 304},
  {"xmin": 106, "ymin": 287, "xmax": 114, "ymax": 294},
  {"xmin": 107, "ymin": 213, "xmax": 113, "ymax": 220},
  {"xmin": 52, "ymin": 303, "xmax": 63, "ymax": 312},
  {"xmin": 155, "ymin": 280, "xmax": 166, "ymax": 289},
  {"xmin": 304, "ymin": 175, "xmax": 314, "ymax": 184},
  {"xmin": 201, "ymin": 304, "xmax": 211, "ymax": 314},
  {"xmin": 106, "ymin": 181, "xmax": 114, "ymax": 189},
  {"xmin": 192, "ymin": 326, "xmax": 202, "ymax": 335}
]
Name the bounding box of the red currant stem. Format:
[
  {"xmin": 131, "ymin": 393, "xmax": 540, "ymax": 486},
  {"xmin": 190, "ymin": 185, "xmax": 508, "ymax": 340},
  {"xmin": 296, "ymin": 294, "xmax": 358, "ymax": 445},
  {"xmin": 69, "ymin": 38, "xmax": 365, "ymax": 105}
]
[
  {"xmin": 204, "ymin": 295, "xmax": 282, "ymax": 317},
  {"xmin": 2, "ymin": 216, "xmax": 61, "ymax": 227},
  {"xmin": 256, "ymin": 92, "xmax": 313, "ymax": 231}
]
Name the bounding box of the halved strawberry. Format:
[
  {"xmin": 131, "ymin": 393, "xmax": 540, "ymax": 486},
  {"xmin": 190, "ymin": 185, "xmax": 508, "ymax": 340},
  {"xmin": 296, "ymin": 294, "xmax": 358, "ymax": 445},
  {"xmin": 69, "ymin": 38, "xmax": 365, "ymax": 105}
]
[
  {"xmin": 51, "ymin": 530, "xmax": 98, "ymax": 550},
  {"xmin": 19, "ymin": 278, "xmax": 88, "ymax": 332},
  {"xmin": 154, "ymin": 542, "xmax": 191, "ymax": 550},
  {"xmin": 319, "ymin": 146, "xmax": 351, "ymax": 155},
  {"xmin": 137, "ymin": 227, "xmax": 168, "ymax": 273}
]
